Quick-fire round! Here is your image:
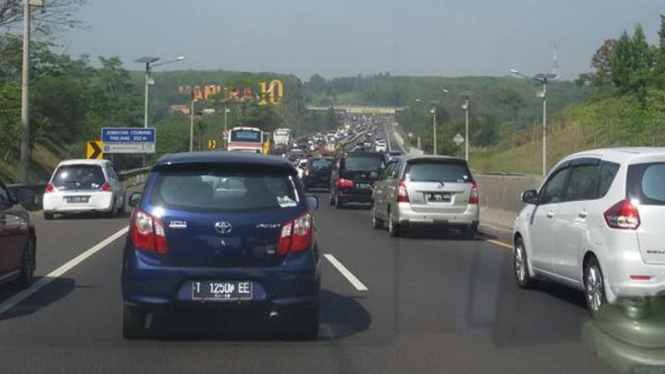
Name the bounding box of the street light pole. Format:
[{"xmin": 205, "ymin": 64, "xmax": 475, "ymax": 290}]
[
  {"xmin": 510, "ymin": 69, "xmax": 556, "ymax": 176},
  {"xmin": 463, "ymin": 97, "xmax": 470, "ymax": 161},
  {"xmin": 135, "ymin": 56, "xmax": 185, "ymax": 164},
  {"xmin": 541, "ymin": 79, "xmax": 548, "ymax": 177},
  {"xmin": 189, "ymin": 100, "xmax": 195, "ymax": 152},
  {"xmin": 224, "ymin": 106, "xmax": 229, "ymax": 150},
  {"xmin": 20, "ymin": 0, "xmax": 31, "ymax": 182},
  {"xmin": 143, "ymin": 63, "xmax": 151, "ymax": 129},
  {"xmin": 432, "ymin": 107, "xmax": 437, "ymax": 155}
]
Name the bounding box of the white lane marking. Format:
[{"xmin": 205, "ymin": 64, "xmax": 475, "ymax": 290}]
[
  {"xmin": 324, "ymin": 254, "xmax": 368, "ymax": 292},
  {"xmin": 0, "ymin": 226, "xmax": 129, "ymax": 316}
]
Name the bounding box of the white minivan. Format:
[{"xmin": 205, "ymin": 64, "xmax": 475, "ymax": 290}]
[
  {"xmin": 42, "ymin": 159, "xmax": 126, "ymax": 219},
  {"xmin": 513, "ymin": 148, "xmax": 665, "ymax": 313}
]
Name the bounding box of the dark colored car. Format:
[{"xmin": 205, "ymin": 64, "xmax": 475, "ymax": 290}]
[
  {"xmin": 122, "ymin": 152, "xmax": 321, "ymax": 339},
  {"xmin": 302, "ymin": 157, "xmax": 333, "ymax": 191},
  {"xmin": 329, "ymin": 152, "xmax": 386, "ymax": 208},
  {"xmin": 0, "ymin": 179, "xmax": 36, "ymax": 289}
]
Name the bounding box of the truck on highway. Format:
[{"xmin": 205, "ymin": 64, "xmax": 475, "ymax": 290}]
[
  {"xmin": 273, "ymin": 128, "xmax": 293, "ymax": 149},
  {"xmin": 227, "ymin": 126, "xmax": 264, "ymax": 153}
]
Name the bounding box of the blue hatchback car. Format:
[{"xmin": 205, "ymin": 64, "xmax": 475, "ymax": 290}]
[{"xmin": 122, "ymin": 152, "xmax": 320, "ymax": 339}]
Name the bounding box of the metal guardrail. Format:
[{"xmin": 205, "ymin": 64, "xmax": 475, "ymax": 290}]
[
  {"xmin": 7, "ymin": 166, "xmax": 152, "ymax": 211},
  {"xmin": 333, "ymin": 126, "xmax": 376, "ymax": 156},
  {"xmin": 476, "ymin": 172, "xmax": 540, "ymax": 178}
]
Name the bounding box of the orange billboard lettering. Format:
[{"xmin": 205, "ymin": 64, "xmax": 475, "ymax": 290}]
[{"xmin": 178, "ymin": 81, "xmax": 283, "ymax": 104}]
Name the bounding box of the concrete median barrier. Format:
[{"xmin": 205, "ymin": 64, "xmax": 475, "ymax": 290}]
[{"xmin": 475, "ymin": 173, "xmax": 543, "ymax": 214}]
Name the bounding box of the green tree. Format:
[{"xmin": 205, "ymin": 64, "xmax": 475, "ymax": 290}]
[
  {"xmin": 496, "ymin": 87, "xmax": 524, "ymax": 121},
  {"xmin": 589, "ymin": 39, "xmax": 618, "ymax": 87},
  {"xmin": 88, "ymin": 57, "xmax": 142, "ymax": 130},
  {"xmin": 611, "ymin": 31, "xmax": 633, "ymax": 92},
  {"xmin": 655, "ymin": 14, "xmax": 665, "ymax": 87},
  {"xmin": 0, "ymin": 82, "xmax": 20, "ymax": 160},
  {"xmin": 629, "ymin": 24, "xmax": 655, "ymax": 102}
]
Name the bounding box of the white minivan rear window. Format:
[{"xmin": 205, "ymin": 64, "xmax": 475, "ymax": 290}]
[{"xmin": 628, "ymin": 163, "xmax": 665, "ymax": 205}]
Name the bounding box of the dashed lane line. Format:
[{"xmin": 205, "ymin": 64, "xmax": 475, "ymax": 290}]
[{"xmin": 324, "ymin": 254, "xmax": 369, "ymax": 292}]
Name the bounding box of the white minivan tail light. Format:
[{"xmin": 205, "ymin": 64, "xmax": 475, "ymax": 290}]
[{"xmin": 604, "ymin": 200, "xmax": 640, "ymax": 230}]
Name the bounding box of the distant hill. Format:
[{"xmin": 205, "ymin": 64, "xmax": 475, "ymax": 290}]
[{"xmin": 302, "ymin": 74, "xmax": 590, "ymax": 154}]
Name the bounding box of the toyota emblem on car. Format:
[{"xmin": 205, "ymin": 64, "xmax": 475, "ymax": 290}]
[{"xmin": 214, "ymin": 222, "xmax": 233, "ymax": 234}]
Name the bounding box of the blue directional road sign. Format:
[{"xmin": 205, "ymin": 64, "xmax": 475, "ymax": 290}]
[{"xmin": 101, "ymin": 128, "xmax": 156, "ymax": 154}]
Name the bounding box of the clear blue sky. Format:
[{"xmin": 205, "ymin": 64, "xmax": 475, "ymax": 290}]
[{"xmin": 63, "ymin": 0, "xmax": 663, "ymax": 80}]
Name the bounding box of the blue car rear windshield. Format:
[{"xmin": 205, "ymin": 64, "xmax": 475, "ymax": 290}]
[{"xmin": 151, "ymin": 169, "xmax": 300, "ymax": 212}]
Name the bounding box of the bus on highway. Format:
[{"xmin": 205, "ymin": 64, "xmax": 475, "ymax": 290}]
[{"xmin": 227, "ymin": 126, "xmax": 264, "ymax": 153}]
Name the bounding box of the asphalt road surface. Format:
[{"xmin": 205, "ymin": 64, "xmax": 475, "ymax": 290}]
[{"xmin": 0, "ymin": 132, "xmax": 622, "ymax": 374}]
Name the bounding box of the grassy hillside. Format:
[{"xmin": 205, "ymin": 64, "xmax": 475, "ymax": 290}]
[
  {"xmin": 0, "ymin": 139, "xmax": 74, "ymax": 183},
  {"xmin": 470, "ymin": 90, "xmax": 665, "ymax": 175}
]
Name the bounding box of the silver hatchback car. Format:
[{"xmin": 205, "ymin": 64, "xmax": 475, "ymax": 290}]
[{"xmin": 371, "ymin": 155, "xmax": 479, "ymax": 238}]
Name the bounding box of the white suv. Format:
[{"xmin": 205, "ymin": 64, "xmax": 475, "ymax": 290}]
[{"xmin": 513, "ymin": 148, "xmax": 665, "ymax": 313}]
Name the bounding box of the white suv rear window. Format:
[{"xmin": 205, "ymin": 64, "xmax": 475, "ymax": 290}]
[{"xmin": 406, "ymin": 161, "xmax": 472, "ymax": 183}]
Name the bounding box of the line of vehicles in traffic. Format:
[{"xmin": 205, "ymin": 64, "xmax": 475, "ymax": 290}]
[{"xmin": 2, "ymin": 140, "xmax": 665, "ymax": 338}]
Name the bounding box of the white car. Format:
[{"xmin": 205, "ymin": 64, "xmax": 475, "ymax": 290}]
[
  {"xmin": 513, "ymin": 148, "xmax": 665, "ymax": 313},
  {"xmin": 374, "ymin": 141, "xmax": 388, "ymax": 153},
  {"xmin": 43, "ymin": 159, "xmax": 126, "ymax": 219}
]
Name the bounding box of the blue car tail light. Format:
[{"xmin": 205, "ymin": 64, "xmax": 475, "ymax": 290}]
[{"xmin": 131, "ymin": 208, "xmax": 168, "ymax": 255}]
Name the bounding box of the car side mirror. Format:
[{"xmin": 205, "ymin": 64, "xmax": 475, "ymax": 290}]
[
  {"xmin": 14, "ymin": 189, "xmax": 36, "ymax": 205},
  {"xmin": 128, "ymin": 192, "xmax": 142, "ymax": 208},
  {"xmin": 307, "ymin": 195, "xmax": 319, "ymax": 211},
  {"xmin": 521, "ymin": 190, "xmax": 539, "ymax": 205}
]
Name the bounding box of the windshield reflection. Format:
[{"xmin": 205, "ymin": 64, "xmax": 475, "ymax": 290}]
[{"xmin": 583, "ymin": 297, "xmax": 665, "ymax": 373}]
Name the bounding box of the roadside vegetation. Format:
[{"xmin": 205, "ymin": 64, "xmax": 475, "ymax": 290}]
[
  {"xmin": 472, "ymin": 15, "xmax": 665, "ymax": 174},
  {"xmin": 2, "ymin": 2, "xmax": 662, "ymax": 181}
]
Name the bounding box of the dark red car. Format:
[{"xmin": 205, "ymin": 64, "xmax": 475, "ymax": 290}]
[{"xmin": 0, "ymin": 178, "xmax": 37, "ymax": 289}]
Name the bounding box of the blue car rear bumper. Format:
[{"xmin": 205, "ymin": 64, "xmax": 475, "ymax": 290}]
[{"xmin": 122, "ymin": 247, "xmax": 320, "ymax": 310}]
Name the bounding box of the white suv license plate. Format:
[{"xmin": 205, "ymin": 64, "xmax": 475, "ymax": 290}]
[
  {"xmin": 192, "ymin": 281, "xmax": 253, "ymax": 301},
  {"xmin": 427, "ymin": 193, "xmax": 451, "ymax": 202}
]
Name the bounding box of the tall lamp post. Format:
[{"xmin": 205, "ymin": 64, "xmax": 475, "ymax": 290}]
[
  {"xmin": 461, "ymin": 96, "xmax": 470, "ymax": 161},
  {"xmin": 19, "ymin": 0, "xmax": 44, "ymax": 182},
  {"xmin": 135, "ymin": 56, "xmax": 185, "ymax": 129},
  {"xmin": 430, "ymin": 89, "xmax": 449, "ymax": 155},
  {"xmin": 510, "ymin": 69, "xmax": 556, "ymax": 176},
  {"xmin": 430, "ymin": 107, "xmax": 437, "ymax": 155},
  {"xmin": 224, "ymin": 106, "xmax": 230, "ymax": 149},
  {"xmin": 135, "ymin": 56, "xmax": 185, "ymax": 163}
]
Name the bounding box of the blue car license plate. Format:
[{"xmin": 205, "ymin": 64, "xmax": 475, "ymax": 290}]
[{"xmin": 192, "ymin": 281, "xmax": 253, "ymax": 301}]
